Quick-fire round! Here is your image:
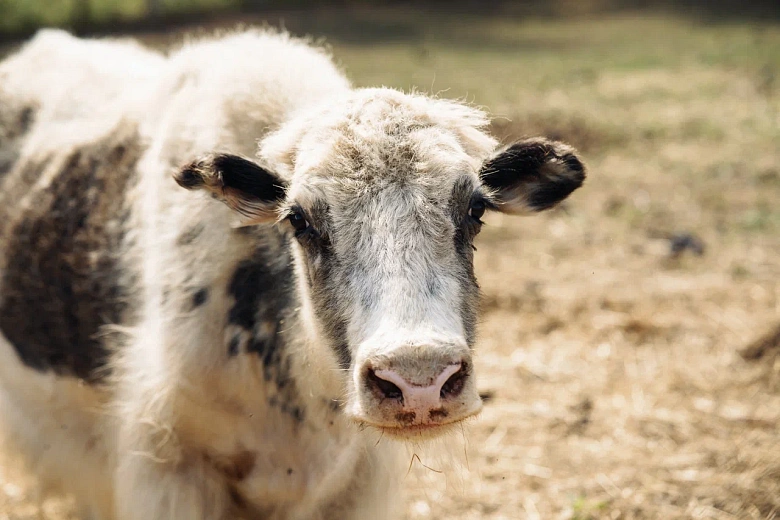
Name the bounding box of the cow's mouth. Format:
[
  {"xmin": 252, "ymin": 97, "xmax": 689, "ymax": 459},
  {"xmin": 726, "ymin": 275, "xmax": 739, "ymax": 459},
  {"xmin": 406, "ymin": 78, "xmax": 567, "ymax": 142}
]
[
  {"xmin": 375, "ymin": 422, "xmax": 459, "ymax": 441},
  {"xmin": 352, "ymin": 404, "xmax": 483, "ymax": 441}
]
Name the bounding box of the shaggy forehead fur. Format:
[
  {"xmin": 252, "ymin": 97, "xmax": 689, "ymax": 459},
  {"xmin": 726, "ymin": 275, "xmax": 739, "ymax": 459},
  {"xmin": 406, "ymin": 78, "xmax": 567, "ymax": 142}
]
[{"xmin": 262, "ymin": 88, "xmax": 498, "ymax": 188}]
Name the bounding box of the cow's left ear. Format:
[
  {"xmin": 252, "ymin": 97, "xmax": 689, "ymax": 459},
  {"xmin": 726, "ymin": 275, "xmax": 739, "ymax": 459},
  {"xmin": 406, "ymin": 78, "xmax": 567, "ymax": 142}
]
[
  {"xmin": 174, "ymin": 153, "xmax": 287, "ymax": 225},
  {"xmin": 479, "ymin": 138, "xmax": 586, "ymax": 214}
]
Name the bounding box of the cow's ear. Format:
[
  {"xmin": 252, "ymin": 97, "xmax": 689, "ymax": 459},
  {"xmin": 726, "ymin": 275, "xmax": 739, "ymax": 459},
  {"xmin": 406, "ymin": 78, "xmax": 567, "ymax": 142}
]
[
  {"xmin": 174, "ymin": 153, "xmax": 287, "ymax": 225},
  {"xmin": 479, "ymin": 138, "xmax": 586, "ymax": 214}
]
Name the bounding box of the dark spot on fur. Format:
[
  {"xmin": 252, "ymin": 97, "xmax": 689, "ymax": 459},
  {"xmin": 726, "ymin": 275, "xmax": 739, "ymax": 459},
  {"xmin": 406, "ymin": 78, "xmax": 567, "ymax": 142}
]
[
  {"xmin": 226, "ymin": 485, "xmax": 275, "ymax": 520},
  {"xmin": 246, "ymin": 322, "xmax": 279, "ymax": 367},
  {"xmin": 479, "ymin": 390, "xmax": 496, "ymax": 402},
  {"xmin": 176, "ymin": 224, "xmax": 204, "ymax": 246},
  {"xmin": 0, "ymin": 124, "xmax": 142, "ymax": 382},
  {"xmin": 277, "ymin": 400, "xmax": 306, "ymax": 423},
  {"xmin": 0, "ymin": 103, "xmax": 37, "ymax": 178},
  {"xmin": 191, "ymin": 287, "xmax": 209, "ymax": 308},
  {"xmin": 223, "ymin": 451, "xmax": 256, "ymax": 481},
  {"xmin": 290, "ymin": 406, "xmax": 304, "ymax": 423},
  {"xmin": 225, "ymin": 240, "xmax": 306, "ymax": 423},
  {"xmin": 229, "ymin": 486, "xmax": 246, "ymax": 509},
  {"xmin": 17, "ymin": 107, "xmax": 34, "ymax": 132},
  {"xmin": 228, "ymin": 335, "xmax": 241, "ymax": 357},
  {"xmin": 227, "ymin": 254, "xmax": 289, "ymax": 331},
  {"xmin": 227, "ymin": 266, "xmax": 258, "ymax": 329},
  {"xmin": 287, "ymin": 468, "xmax": 293, "ymax": 475},
  {"xmin": 117, "ymin": 207, "xmax": 131, "ymax": 226},
  {"xmin": 233, "ymin": 225, "xmax": 255, "ymax": 236},
  {"xmin": 426, "ymin": 277, "xmax": 440, "ymax": 297}
]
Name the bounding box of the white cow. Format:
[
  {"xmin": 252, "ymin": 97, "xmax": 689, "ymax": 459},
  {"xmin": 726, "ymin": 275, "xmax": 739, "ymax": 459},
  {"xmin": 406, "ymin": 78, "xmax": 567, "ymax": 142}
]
[{"xmin": 0, "ymin": 28, "xmax": 586, "ymax": 519}]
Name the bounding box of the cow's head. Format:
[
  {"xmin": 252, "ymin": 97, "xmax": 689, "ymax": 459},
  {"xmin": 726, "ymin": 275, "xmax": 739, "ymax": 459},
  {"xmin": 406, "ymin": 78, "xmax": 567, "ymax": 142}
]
[{"xmin": 175, "ymin": 89, "xmax": 585, "ymax": 439}]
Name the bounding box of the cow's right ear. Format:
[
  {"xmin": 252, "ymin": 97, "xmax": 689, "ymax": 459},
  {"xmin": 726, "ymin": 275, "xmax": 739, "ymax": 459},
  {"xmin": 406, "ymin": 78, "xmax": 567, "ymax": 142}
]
[
  {"xmin": 479, "ymin": 138, "xmax": 585, "ymax": 215},
  {"xmin": 174, "ymin": 153, "xmax": 287, "ymax": 225}
]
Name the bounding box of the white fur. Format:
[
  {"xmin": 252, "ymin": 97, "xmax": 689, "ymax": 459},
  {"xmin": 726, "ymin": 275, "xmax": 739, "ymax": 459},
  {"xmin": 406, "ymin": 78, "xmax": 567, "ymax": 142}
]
[{"xmin": 0, "ymin": 29, "xmax": 164, "ymax": 124}]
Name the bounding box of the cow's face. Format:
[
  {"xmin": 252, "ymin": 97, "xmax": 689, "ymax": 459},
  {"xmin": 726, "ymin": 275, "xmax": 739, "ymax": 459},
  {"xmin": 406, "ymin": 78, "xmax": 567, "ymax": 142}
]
[{"xmin": 175, "ymin": 89, "xmax": 585, "ymax": 439}]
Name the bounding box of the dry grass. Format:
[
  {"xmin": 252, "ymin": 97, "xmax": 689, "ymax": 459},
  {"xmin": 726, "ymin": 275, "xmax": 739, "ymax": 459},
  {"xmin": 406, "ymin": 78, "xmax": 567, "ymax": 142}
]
[{"xmin": 1, "ymin": 7, "xmax": 780, "ymax": 520}]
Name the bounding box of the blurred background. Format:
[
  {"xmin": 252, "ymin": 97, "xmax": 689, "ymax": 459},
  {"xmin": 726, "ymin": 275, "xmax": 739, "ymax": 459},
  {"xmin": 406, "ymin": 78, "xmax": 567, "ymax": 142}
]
[
  {"xmin": 0, "ymin": 0, "xmax": 779, "ymax": 41},
  {"xmin": 1, "ymin": 1, "xmax": 779, "ymax": 519}
]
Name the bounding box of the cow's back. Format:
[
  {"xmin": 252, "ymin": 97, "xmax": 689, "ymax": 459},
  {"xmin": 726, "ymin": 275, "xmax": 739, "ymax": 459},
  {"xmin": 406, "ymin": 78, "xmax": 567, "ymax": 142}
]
[{"xmin": 0, "ymin": 28, "xmax": 350, "ymax": 382}]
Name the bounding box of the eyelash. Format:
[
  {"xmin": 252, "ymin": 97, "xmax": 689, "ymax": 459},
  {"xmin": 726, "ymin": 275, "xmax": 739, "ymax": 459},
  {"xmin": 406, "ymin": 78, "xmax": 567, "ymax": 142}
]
[
  {"xmin": 468, "ymin": 199, "xmax": 486, "ymax": 222},
  {"xmin": 286, "ymin": 208, "xmax": 311, "ymax": 236}
]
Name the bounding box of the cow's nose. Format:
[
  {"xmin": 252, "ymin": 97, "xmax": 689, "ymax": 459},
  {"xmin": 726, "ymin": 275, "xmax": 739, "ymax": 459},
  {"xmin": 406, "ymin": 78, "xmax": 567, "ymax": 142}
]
[
  {"xmin": 366, "ymin": 362, "xmax": 467, "ymax": 413},
  {"xmin": 353, "ymin": 345, "xmax": 482, "ymax": 434}
]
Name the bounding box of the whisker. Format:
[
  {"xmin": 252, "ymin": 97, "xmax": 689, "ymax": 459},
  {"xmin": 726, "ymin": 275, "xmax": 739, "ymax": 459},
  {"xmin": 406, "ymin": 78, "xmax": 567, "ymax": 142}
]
[
  {"xmin": 460, "ymin": 422, "xmax": 470, "ymax": 471},
  {"xmin": 406, "ymin": 452, "xmax": 419, "ymax": 476},
  {"xmin": 419, "ymin": 459, "xmax": 443, "ymax": 474},
  {"xmin": 407, "ymin": 452, "xmax": 443, "ymax": 475}
]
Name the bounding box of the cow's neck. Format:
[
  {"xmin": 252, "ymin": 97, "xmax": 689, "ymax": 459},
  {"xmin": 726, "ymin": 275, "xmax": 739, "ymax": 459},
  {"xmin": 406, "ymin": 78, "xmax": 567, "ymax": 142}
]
[
  {"xmin": 287, "ymin": 260, "xmax": 348, "ymax": 401},
  {"xmin": 232, "ymin": 231, "xmax": 349, "ymax": 428}
]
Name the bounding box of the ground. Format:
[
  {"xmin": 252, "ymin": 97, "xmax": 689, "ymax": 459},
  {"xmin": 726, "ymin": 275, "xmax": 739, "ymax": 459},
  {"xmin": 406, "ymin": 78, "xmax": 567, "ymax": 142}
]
[{"xmin": 1, "ymin": 8, "xmax": 779, "ymax": 520}]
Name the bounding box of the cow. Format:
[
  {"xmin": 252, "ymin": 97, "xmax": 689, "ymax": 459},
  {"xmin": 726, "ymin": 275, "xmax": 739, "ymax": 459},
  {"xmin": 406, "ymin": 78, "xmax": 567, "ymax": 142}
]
[{"xmin": 0, "ymin": 28, "xmax": 586, "ymax": 519}]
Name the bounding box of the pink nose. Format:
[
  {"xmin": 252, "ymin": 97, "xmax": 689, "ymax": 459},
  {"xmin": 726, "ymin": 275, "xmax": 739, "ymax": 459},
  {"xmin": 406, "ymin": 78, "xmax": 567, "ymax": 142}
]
[{"xmin": 368, "ymin": 363, "xmax": 465, "ymax": 413}]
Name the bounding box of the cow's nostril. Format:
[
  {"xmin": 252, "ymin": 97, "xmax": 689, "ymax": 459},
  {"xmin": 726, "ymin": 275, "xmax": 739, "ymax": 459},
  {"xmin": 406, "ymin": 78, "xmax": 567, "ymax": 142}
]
[
  {"xmin": 367, "ymin": 369, "xmax": 403, "ymax": 400},
  {"xmin": 440, "ymin": 364, "xmax": 467, "ymax": 399}
]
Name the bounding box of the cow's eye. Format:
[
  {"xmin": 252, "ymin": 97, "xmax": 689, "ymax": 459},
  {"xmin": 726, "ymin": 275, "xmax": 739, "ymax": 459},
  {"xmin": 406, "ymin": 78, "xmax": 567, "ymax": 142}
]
[
  {"xmin": 288, "ymin": 211, "xmax": 310, "ymax": 234},
  {"xmin": 469, "ymin": 200, "xmax": 486, "ymax": 221}
]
